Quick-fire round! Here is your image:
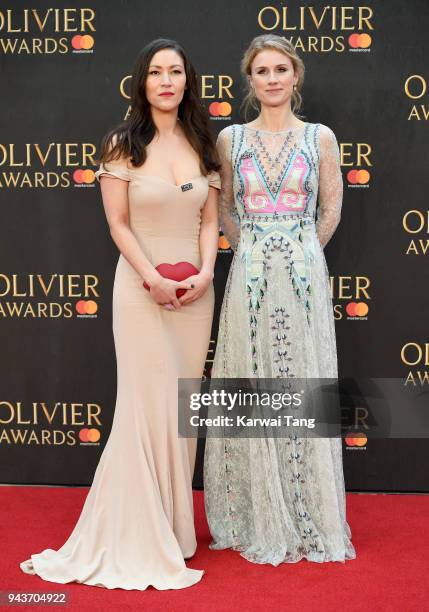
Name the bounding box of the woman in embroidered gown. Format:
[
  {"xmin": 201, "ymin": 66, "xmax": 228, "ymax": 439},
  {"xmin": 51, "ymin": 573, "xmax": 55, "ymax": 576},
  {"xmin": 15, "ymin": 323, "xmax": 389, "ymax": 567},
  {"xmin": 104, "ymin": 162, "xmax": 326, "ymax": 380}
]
[
  {"xmin": 204, "ymin": 35, "xmax": 356, "ymax": 565},
  {"xmin": 19, "ymin": 39, "xmax": 220, "ymax": 590}
]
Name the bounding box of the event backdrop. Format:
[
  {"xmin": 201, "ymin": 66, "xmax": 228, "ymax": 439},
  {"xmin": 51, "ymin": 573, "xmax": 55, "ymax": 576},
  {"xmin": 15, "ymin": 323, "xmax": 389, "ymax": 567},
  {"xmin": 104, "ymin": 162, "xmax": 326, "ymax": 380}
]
[{"xmin": 1, "ymin": 0, "xmax": 428, "ymax": 491}]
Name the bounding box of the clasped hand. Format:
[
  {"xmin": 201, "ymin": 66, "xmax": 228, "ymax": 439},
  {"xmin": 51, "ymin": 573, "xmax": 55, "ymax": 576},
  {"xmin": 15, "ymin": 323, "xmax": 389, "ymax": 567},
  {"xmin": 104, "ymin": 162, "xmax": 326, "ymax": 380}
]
[{"xmin": 146, "ymin": 273, "xmax": 211, "ymax": 311}]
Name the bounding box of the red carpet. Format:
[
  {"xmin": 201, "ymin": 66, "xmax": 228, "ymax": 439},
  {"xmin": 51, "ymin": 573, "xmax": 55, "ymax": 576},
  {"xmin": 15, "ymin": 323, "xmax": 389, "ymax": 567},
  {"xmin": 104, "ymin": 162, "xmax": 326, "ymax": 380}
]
[{"xmin": 1, "ymin": 487, "xmax": 428, "ymax": 611}]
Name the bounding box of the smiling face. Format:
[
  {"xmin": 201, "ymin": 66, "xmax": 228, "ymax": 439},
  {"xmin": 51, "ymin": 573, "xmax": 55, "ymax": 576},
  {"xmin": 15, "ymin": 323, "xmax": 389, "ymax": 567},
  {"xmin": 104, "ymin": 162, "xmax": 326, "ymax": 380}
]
[
  {"xmin": 249, "ymin": 48, "xmax": 298, "ymax": 109},
  {"xmin": 145, "ymin": 48, "xmax": 187, "ymax": 112}
]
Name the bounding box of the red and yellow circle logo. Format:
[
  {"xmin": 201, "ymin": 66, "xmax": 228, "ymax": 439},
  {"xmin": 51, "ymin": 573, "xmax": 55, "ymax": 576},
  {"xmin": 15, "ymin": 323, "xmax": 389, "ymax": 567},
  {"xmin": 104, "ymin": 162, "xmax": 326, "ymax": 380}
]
[
  {"xmin": 348, "ymin": 33, "xmax": 372, "ymax": 49},
  {"xmin": 209, "ymin": 101, "xmax": 232, "ymax": 117},
  {"xmin": 76, "ymin": 300, "xmax": 98, "ymax": 315},
  {"xmin": 345, "ymin": 302, "xmax": 368, "ymax": 317},
  {"xmin": 79, "ymin": 428, "xmax": 101, "ymax": 443},
  {"xmin": 73, "ymin": 169, "xmax": 96, "ymax": 184},
  {"xmin": 345, "ymin": 432, "xmax": 367, "ymax": 447},
  {"xmin": 347, "ymin": 169, "xmax": 370, "ymax": 185},
  {"xmin": 71, "ymin": 35, "xmax": 95, "ymax": 50}
]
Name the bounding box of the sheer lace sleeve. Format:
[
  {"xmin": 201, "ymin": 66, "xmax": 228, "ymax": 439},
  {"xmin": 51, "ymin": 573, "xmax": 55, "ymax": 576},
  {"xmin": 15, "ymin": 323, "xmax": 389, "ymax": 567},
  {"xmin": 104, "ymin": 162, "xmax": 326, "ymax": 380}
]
[
  {"xmin": 217, "ymin": 127, "xmax": 240, "ymax": 251},
  {"xmin": 316, "ymin": 125, "xmax": 343, "ymax": 248}
]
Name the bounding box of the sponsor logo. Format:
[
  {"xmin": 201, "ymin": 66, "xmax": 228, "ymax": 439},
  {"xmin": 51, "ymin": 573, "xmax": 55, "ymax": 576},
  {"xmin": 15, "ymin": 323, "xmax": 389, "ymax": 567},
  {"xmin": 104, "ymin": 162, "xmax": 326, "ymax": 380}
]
[
  {"xmin": 402, "ymin": 209, "xmax": 429, "ymax": 255},
  {"xmin": 208, "ymin": 101, "xmax": 232, "ymax": 120},
  {"xmin": 401, "ymin": 343, "xmax": 429, "ymax": 386},
  {"xmin": 330, "ymin": 275, "xmax": 370, "ymax": 321},
  {"xmin": 340, "ymin": 142, "xmax": 372, "ymax": 188},
  {"xmin": 257, "ymin": 4, "xmax": 374, "ymax": 53},
  {"xmin": 0, "ymin": 143, "xmax": 97, "ymax": 189},
  {"xmin": 120, "ymin": 74, "xmax": 235, "ymax": 121},
  {"xmin": 0, "ymin": 273, "xmax": 100, "ymax": 319},
  {"xmin": 344, "ymin": 431, "xmax": 367, "ymax": 448},
  {"xmin": 0, "ymin": 8, "xmax": 96, "ymax": 55},
  {"xmin": 0, "ymin": 401, "xmax": 103, "ymax": 446}
]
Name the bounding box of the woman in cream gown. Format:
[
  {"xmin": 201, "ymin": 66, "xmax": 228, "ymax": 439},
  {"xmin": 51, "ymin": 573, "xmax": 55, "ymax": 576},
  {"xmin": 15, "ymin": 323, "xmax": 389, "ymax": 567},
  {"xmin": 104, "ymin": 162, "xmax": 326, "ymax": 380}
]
[
  {"xmin": 204, "ymin": 35, "xmax": 356, "ymax": 566},
  {"xmin": 19, "ymin": 39, "xmax": 220, "ymax": 590}
]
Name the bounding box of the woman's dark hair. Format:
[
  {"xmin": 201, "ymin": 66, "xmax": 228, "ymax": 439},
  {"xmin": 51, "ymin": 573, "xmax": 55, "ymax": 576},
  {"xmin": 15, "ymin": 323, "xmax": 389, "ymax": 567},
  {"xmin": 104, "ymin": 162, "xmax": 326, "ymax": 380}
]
[{"xmin": 98, "ymin": 38, "xmax": 220, "ymax": 174}]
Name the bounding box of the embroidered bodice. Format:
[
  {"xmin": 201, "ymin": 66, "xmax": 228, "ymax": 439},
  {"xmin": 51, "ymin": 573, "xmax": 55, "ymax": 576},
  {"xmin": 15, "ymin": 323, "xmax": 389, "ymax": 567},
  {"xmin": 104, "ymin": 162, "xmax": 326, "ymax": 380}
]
[{"xmin": 216, "ymin": 122, "xmax": 343, "ymax": 251}]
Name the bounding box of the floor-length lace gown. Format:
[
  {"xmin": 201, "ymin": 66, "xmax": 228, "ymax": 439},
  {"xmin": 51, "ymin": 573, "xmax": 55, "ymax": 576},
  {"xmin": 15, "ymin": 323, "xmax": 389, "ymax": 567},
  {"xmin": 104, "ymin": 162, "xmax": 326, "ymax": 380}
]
[
  {"xmin": 19, "ymin": 153, "xmax": 221, "ymax": 590},
  {"xmin": 204, "ymin": 122, "xmax": 356, "ymax": 565}
]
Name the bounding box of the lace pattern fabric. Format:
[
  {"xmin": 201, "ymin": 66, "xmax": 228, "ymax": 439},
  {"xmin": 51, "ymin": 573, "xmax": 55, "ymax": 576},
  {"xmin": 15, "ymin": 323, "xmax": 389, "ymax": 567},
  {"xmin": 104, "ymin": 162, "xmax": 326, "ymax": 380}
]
[{"xmin": 204, "ymin": 122, "xmax": 356, "ymax": 566}]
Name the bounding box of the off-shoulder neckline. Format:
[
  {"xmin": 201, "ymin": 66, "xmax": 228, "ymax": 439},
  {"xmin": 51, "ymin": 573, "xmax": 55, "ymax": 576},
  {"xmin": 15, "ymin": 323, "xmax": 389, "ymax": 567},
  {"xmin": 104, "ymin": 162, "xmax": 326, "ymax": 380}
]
[{"xmin": 127, "ymin": 173, "xmax": 207, "ymax": 189}]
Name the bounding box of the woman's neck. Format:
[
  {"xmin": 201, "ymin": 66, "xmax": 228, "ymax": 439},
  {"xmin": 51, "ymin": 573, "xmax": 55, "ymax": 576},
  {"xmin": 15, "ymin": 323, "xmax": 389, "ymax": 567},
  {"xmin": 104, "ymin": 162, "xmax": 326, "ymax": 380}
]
[
  {"xmin": 151, "ymin": 107, "xmax": 180, "ymax": 137},
  {"xmin": 250, "ymin": 105, "xmax": 301, "ymax": 132}
]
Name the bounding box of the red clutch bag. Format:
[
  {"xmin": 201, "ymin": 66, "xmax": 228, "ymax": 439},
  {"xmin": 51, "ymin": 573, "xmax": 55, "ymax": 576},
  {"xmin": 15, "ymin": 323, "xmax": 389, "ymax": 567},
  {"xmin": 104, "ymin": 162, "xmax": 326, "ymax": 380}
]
[{"xmin": 143, "ymin": 262, "xmax": 199, "ymax": 298}]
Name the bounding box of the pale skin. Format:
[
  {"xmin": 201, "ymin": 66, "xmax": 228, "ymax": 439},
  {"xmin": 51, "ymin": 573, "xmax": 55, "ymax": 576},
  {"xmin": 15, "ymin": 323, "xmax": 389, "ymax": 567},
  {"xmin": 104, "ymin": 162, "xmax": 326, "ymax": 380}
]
[
  {"xmin": 245, "ymin": 48, "xmax": 305, "ymax": 132},
  {"xmin": 99, "ymin": 48, "xmax": 219, "ymax": 311}
]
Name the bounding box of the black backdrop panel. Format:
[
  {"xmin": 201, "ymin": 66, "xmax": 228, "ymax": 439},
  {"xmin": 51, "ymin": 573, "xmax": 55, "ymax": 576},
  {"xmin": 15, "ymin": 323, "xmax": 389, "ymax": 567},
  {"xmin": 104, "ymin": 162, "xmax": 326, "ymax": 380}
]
[{"xmin": 0, "ymin": 0, "xmax": 428, "ymax": 491}]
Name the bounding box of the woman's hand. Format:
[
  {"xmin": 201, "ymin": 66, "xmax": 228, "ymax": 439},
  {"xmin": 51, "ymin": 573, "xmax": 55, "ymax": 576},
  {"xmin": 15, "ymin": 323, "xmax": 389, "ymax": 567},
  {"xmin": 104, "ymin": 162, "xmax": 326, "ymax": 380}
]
[
  {"xmin": 146, "ymin": 276, "xmax": 193, "ymax": 310},
  {"xmin": 178, "ymin": 271, "xmax": 213, "ymax": 306}
]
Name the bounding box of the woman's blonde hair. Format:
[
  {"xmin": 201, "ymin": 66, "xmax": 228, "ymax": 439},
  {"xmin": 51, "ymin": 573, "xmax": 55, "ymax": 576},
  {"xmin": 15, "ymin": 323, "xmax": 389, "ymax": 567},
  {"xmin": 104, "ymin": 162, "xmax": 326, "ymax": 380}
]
[{"xmin": 241, "ymin": 35, "xmax": 305, "ymax": 120}]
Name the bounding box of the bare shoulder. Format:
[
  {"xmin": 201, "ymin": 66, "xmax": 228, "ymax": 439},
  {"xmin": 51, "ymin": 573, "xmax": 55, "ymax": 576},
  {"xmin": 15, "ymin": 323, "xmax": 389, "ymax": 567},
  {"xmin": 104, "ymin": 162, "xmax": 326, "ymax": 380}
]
[{"xmin": 104, "ymin": 131, "xmax": 133, "ymax": 168}]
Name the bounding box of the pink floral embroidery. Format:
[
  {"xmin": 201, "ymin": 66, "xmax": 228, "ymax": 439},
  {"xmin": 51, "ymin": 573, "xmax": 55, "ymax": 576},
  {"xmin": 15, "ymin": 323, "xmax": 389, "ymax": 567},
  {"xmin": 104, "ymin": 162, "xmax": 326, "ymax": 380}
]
[
  {"xmin": 240, "ymin": 154, "xmax": 309, "ymax": 214},
  {"xmin": 240, "ymin": 157, "xmax": 271, "ymax": 212},
  {"xmin": 277, "ymin": 155, "xmax": 309, "ymax": 212}
]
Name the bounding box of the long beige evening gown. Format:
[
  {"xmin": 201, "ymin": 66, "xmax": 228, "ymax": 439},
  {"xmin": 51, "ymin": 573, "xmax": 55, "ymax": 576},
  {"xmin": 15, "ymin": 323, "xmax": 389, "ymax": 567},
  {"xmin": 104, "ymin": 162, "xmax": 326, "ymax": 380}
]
[{"xmin": 19, "ymin": 153, "xmax": 221, "ymax": 590}]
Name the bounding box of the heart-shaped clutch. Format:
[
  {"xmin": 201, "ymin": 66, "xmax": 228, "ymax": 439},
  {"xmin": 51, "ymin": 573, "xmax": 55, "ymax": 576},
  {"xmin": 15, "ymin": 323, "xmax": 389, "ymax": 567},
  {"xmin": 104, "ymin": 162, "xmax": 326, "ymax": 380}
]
[{"xmin": 143, "ymin": 262, "xmax": 199, "ymax": 298}]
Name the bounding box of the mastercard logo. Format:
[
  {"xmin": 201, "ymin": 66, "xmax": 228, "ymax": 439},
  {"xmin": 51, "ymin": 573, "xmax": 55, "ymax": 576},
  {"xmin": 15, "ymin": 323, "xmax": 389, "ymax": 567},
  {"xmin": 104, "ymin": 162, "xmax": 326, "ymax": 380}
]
[
  {"xmin": 79, "ymin": 428, "xmax": 100, "ymax": 443},
  {"xmin": 347, "ymin": 169, "xmax": 370, "ymax": 185},
  {"xmin": 345, "ymin": 432, "xmax": 367, "ymax": 447},
  {"xmin": 76, "ymin": 300, "xmax": 98, "ymax": 315},
  {"xmin": 209, "ymin": 101, "xmax": 232, "ymax": 117},
  {"xmin": 218, "ymin": 233, "xmax": 231, "ymax": 249},
  {"xmin": 71, "ymin": 35, "xmax": 95, "ymax": 50},
  {"xmin": 73, "ymin": 169, "xmax": 96, "ymax": 184},
  {"xmin": 345, "ymin": 302, "xmax": 368, "ymax": 317},
  {"xmin": 348, "ymin": 33, "xmax": 372, "ymax": 49}
]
